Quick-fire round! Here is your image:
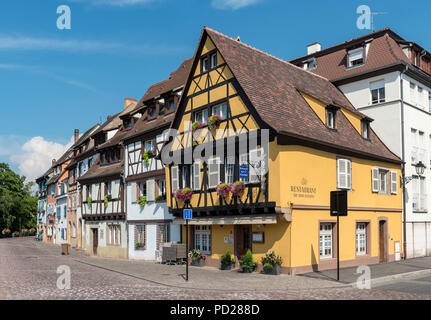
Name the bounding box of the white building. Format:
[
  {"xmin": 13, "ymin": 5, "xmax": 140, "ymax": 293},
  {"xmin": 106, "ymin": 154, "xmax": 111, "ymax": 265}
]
[{"xmin": 291, "ymin": 28, "xmax": 431, "ymax": 258}]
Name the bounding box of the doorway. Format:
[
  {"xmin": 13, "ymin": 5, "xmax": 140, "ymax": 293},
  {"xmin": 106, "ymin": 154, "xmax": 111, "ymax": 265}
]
[
  {"xmin": 92, "ymin": 228, "xmax": 98, "ymax": 256},
  {"xmin": 236, "ymin": 225, "xmax": 252, "ymax": 258},
  {"xmin": 379, "ymin": 220, "xmax": 387, "ymax": 263}
]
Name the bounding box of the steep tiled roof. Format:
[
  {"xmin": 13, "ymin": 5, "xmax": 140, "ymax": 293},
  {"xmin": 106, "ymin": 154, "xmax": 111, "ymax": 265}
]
[
  {"xmin": 77, "ymin": 158, "xmax": 123, "ymax": 182},
  {"xmin": 289, "ymin": 29, "xmax": 410, "ymax": 81},
  {"xmin": 198, "ymin": 27, "xmax": 400, "ymax": 163},
  {"xmin": 73, "ymin": 124, "xmax": 100, "ymax": 149}
]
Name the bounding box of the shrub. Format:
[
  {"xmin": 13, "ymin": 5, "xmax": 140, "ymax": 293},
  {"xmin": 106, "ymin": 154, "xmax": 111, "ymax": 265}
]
[
  {"xmin": 240, "ymin": 249, "xmax": 257, "ymax": 272},
  {"xmin": 104, "ymin": 194, "xmax": 111, "ymax": 208},
  {"xmin": 189, "ymin": 249, "xmax": 206, "ymax": 261},
  {"xmin": 87, "ymin": 196, "xmax": 92, "ymax": 204},
  {"xmin": 221, "ymin": 251, "xmax": 233, "ymax": 265},
  {"xmin": 155, "ymin": 194, "xmax": 164, "ymax": 201},
  {"xmin": 261, "ymin": 251, "xmax": 282, "ymax": 269}
]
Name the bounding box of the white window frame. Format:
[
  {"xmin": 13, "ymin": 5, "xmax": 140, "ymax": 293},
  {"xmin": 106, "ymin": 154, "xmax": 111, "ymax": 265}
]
[
  {"xmin": 370, "ymin": 80, "xmax": 385, "ymax": 104},
  {"xmin": 356, "ymin": 223, "xmax": 367, "ymax": 255},
  {"xmin": 211, "ymin": 102, "xmax": 227, "ymax": 119},
  {"xmin": 319, "ymin": 223, "xmax": 333, "ymax": 259},
  {"xmin": 194, "ymin": 225, "xmax": 211, "ymax": 255},
  {"xmin": 210, "ymin": 53, "xmax": 217, "ymax": 69},
  {"xmin": 347, "ymin": 47, "xmax": 364, "ymax": 67},
  {"xmin": 194, "ymin": 109, "xmax": 208, "ymax": 124},
  {"xmin": 192, "ymin": 161, "xmax": 201, "ymax": 191},
  {"xmin": 225, "ymin": 157, "xmax": 235, "ymax": 185}
]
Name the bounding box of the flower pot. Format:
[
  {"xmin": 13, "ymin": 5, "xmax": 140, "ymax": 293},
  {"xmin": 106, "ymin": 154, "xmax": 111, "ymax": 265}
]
[
  {"xmin": 242, "ymin": 267, "xmax": 253, "ymax": 273},
  {"xmin": 191, "ymin": 259, "xmax": 205, "ymax": 267},
  {"xmin": 221, "ymin": 263, "xmax": 232, "ymax": 270},
  {"xmin": 263, "ymin": 265, "xmax": 281, "ymax": 275}
]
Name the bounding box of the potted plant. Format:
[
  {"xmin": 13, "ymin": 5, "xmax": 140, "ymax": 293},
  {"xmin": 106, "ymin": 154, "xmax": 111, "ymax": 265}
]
[
  {"xmin": 1, "ymin": 228, "xmax": 11, "ymax": 238},
  {"xmin": 207, "ymin": 115, "xmax": 222, "ymax": 129},
  {"xmin": 230, "ymin": 180, "xmax": 245, "ymax": 197},
  {"xmin": 216, "ymin": 182, "xmax": 231, "ymax": 197},
  {"xmin": 220, "ymin": 251, "xmax": 233, "ymax": 270},
  {"xmin": 155, "ymin": 194, "xmax": 165, "ymax": 202},
  {"xmin": 87, "ymin": 196, "xmax": 92, "ymax": 205},
  {"xmin": 192, "ymin": 121, "xmax": 203, "ymax": 131},
  {"xmin": 135, "ymin": 241, "xmax": 145, "ymax": 249},
  {"xmin": 143, "ymin": 150, "xmax": 154, "ymax": 166},
  {"xmin": 29, "ymin": 228, "xmax": 36, "ymax": 236},
  {"xmin": 239, "ymin": 249, "xmax": 257, "ymax": 273},
  {"xmin": 22, "ymin": 228, "xmax": 28, "ymax": 237},
  {"xmin": 104, "ymin": 194, "xmax": 111, "ymax": 208},
  {"xmin": 261, "ymin": 251, "xmax": 283, "ymax": 275},
  {"xmin": 189, "ymin": 249, "xmax": 206, "ymax": 267},
  {"xmin": 173, "ymin": 187, "xmax": 193, "ymax": 202},
  {"xmin": 12, "ymin": 231, "xmax": 20, "ymax": 238},
  {"xmin": 139, "ymin": 195, "xmax": 147, "ymax": 207}
]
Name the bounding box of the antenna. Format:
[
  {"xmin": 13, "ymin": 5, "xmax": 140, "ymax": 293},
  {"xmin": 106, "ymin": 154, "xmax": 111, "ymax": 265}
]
[{"xmin": 369, "ymin": 11, "xmax": 388, "ymax": 32}]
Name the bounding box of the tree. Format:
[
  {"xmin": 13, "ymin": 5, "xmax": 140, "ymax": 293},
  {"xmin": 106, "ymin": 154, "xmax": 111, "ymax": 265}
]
[{"xmin": 0, "ymin": 163, "xmax": 37, "ymax": 232}]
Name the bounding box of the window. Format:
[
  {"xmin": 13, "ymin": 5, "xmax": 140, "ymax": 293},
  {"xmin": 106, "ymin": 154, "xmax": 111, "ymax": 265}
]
[
  {"xmin": 208, "ymin": 158, "xmax": 220, "ymax": 188},
  {"xmin": 410, "ymin": 83, "xmax": 416, "ymax": 105},
  {"xmin": 372, "ymin": 168, "xmax": 396, "ymax": 194},
  {"xmin": 192, "ymin": 162, "xmax": 201, "ymax": 190},
  {"xmin": 202, "ymin": 56, "xmax": 209, "ymax": 73},
  {"xmin": 418, "ymin": 87, "xmax": 424, "ymax": 108},
  {"xmin": 225, "ymin": 157, "xmax": 235, "ymax": 184},
  {"xmin": 337, "ymin": 158, "xmax": 352, "ymax": 190},
  {"xmin": 249, "ymin": 148, "xmax": 265, "ymax": 183},
  {"xmin": 167, "ymin": 100, "xmax": 175, "ymax": 112},
  {"xmin": 319, "ymin": 223, "xmax": 333, "ymax": 259},
  {"xmin": 356, "ymin": 223, "xmax": 367, "ymax": 255},
  {"xmin": 157, "ymin": 179, "xmax": 166, "ymax": 198},
  {"xmin": 157, "ymin": 223, "xmax": 171, "ymax": 249},
  {"xmin": 145, "ymin": 140, "xmax": 155, "ymax": 152},
  {"xmin": 428, "ymin": 92, "xmax": 431, "ymax": 113},
  {"xmin": 139, "ymin": 182, "xmax": 147, "ymax": 198},
  {"xmin": 107, "ymin": 224, "xmax": 121, "ymax": 246},
  {"xmin": 107, "ymin": 181, "xmax": 112, "ymax": 196},
  {"xmin": 148, "ymin": 106, "xmax": 156, "ymax": 118},
  {"xmin": 370, "ymin": 80, "xmax": 385, "ymax": 104},
  {"xmin": 194, "ymin": 109, "xmax": 209, "ymax": 124},
  {"xmin": 210, "ymin": 53, "xmax": 217, "ymax": 69},
  {"xmin": 181, "ymin": 165, "xmax": 191, "ymax": 189},
  {"xmin": 348, "ymin": 47, "xmax": 364, "ymax": 67},
  {"xmin": 135, "ymin": 224, "xmax": 146, "ymax": 249},
  {"xmin": 171, "ymin": 166, "xmax": 179, "ymax": 192},
  {"xmin": 362, "ymin": 121, "xmax": 370, "ymax": 139},
  {"xmin": 211, "ymin": 102, "xmax": 227, "ymax": 119},
  {"xmin": 412, "ymin": 176, "xmax": 427, "ymax": 212},
  {"xmin": 326, "ymin": 109, "xmax": 336, "ymax": 129},
  {"xmin": 194, "ymin": 225, "xmax": 211, "ymax": 254}
]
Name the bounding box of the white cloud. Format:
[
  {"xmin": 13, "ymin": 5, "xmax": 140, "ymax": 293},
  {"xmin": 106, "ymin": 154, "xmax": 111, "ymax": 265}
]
[
  {"xmin": 69, "ymin": 0, "xmax": 156, "ymax": 6},
  {"xmin": 211, "ymin": 0, "xmax": 261, "ymax": 10},
  {"xmin": 5, "ymin": 136, "xmax": 74, "ymax": 183},
  {"xmin": 0, "ymin": 35, "xmax": 188, "ymax": 55}
]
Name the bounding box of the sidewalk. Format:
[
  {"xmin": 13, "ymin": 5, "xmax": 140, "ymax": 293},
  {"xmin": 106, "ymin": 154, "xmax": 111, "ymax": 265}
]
[{"xmin": 299, "ymin": 257, "xmax": 431, "ymax": 285}]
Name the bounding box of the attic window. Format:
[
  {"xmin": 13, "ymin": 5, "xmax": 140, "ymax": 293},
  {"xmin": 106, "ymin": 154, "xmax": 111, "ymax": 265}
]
[
  {"xmin": 201, "ymin": 51, "xmax": 217, "ymax": 73},
  {"xmin": 210, "ymin": 53, "xmax": 217, "ymax": 69},
  {"xmin": 304, "ymin": 57, "xmax": 317, "ymax": 71},
  {"xmin": 362, "ymin": 120, "xmax": 370, "ymax": 140},
  {"xmin": 347, "ymin": 47, "xmax": 364, "ymax": 67},
  {"xmin": 148, "ymin": 106, "xmax": 156, "ymax": 118},
  {"xmin": 202, "ymin": 56, "xmax": 209, "ymax": 73},
  {"xmin": 325, "ymin": 106, "xmax": 338, "ymax": 130}
]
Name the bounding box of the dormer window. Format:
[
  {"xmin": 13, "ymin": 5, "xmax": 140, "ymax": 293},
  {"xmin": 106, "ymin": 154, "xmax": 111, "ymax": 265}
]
[
  {"xmin": 304, "ymin": 57, "xmax": 317, "ymax": 71},
  {"xmin": 202, "ymin": 56, "xmax": 209, "ymax": 73},
  {"xmin": 362, "ymin": 120, "xmax": 371, "ymax": 140},
  {"xmin": 148, "ymin": 106, "xmax": 156, "ymax": 119},
  {"xmin": 347, "ymin": 47, "xmax": 364, "ymax": 67},
  {"xmin": 326, "ymin": 107, "xmax": 337, "ymax": 129},
  {"xmin": 167, "ymin": 100, "xmax": 175, "ymax": 112},
  {"xmin": 124, "ymin": 118, "xmax": 131, "ymax": 130}
]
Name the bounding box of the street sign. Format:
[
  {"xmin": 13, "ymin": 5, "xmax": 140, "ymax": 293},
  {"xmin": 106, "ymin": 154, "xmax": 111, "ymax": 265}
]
[
  {"xmin": 239, "ymin": 166, "xmax": 249, "ymax": 178},
  {"xmin": 183, "ymin": 209, "xmax": 192, "ymax": 220},
  {"xmin": 330, "ymin": 190, "xmax": 348, "ymax": 217}
]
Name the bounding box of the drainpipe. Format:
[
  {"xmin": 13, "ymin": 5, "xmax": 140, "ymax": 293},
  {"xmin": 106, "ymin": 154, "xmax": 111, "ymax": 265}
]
[{"xmin": 400, "ymin": 64, "xmax": 408, "ymax": 260}]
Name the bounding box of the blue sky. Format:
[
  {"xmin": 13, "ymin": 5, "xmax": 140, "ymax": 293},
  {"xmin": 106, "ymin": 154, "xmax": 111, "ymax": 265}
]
[{"xmin": 1, "ymin": 0, "xmax": 431, "ymax": 181}]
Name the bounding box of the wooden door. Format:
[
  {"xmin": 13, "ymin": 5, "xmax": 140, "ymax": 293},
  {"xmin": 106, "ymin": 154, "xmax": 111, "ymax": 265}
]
[
  {"xmin": 237, "ymin": 225, "xmax": 252, "ymax": 257},
  {"xmin": 92, "ymin": 229, "xmax": 98, "ymax": 255},
  {"xmin": 379, "ymin": 221, "xmax": 386, "ymax": 263}
]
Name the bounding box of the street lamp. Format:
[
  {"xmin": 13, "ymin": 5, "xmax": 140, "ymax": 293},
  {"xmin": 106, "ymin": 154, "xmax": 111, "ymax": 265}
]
[{"xmin": 401, "ymin": 161, "xmax": 426, "ymax": 186}]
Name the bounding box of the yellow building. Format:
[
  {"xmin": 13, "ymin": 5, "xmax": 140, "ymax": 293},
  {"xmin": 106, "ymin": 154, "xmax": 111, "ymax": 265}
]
[{"xmin": 164, "ymin": 27, "xmax": 403, "ymax": 274}]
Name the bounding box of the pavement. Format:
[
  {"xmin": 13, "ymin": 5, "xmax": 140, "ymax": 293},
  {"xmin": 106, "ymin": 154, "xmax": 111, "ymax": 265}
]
[{"xmin": 1, "ymin": 237, "xmax": 431, "ymax": 300}]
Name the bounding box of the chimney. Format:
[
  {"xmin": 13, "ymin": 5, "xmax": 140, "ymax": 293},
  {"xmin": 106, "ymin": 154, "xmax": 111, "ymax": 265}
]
[
  {"xmin": 307, "ymin": 42, "xmax": 321, "ymax": 55},
  {"xmin": 52, "ymin": 159, "xmax": 56, "ymax": 167},
  {"xmin": 74, "ymin": 129, "xmax": 79, "ymax": 143},
  {"xmin": 124, "ymin": 98, "xmax": 137, "ymax": 109}
]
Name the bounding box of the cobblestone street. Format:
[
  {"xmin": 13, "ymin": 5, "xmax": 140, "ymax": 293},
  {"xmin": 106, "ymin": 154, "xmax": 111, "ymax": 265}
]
[{"xmin": 1, "ymin": 237, "xmax": 431, "ymax": 300}]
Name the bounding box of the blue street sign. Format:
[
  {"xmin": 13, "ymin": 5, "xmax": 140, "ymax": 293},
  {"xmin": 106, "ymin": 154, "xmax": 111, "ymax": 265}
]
[
  {"xmin": 183, "ymin": 209, "xmax": 193, "ymax": 220},
  {"xmin": 239, "ymin": 166, "xmax": 249, "ymax": 178}
]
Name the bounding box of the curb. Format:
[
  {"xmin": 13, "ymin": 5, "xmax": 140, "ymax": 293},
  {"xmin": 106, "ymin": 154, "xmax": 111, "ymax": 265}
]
[{"xmin": 347, "ymin": 268, "xmax": 431, "ymax": 287}]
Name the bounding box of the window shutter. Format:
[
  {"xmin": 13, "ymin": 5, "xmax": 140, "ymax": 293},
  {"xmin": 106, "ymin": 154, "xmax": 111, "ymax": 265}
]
[
  {"xmin": 346, "ymin": 160, "xmax": 352, "ymax": 189},
  {"xmin": 337, "ymin": 159, "xmax": 347, "ymax": 189},
  {"xmin": 131, "ymin": 182, "xmax": 137, "ymax": 203},
  {"xmin": 372, "ymin": 168, "xmax": 380, "ymax": 193},
  {"xmin": 171, "ymin": 166, "xmax": 179, "ymax": 192},
  {"xmin": 390, "ymin": 171, "xmax": 398, "ymax": 194},
  {"xmin": 208, "ymin": 158, "xmax": 220, "ymax": 188},
  {"xmin": 193, "ymin": 162, "xmax": 201, "ymax": 190},
  {"xmin": 146, "ymin": 179, "xmax": 155, "ymax": 201}
]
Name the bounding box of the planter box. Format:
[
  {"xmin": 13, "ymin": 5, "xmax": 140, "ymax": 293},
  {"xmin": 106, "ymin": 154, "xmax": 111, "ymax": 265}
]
[
  {"xmin": 221, "ymin": 263, "xmax": 232, "ymax": 270},
  {"xmin": 263, "ymin": 265, "xmax": 281, "ymax": 275},
  {"xmin": 191, "ymin": 259, "xmax": 205, "ymax": 267},
  {"xmin": 241, "ymin": 267, "xmax": 254, "ymax": 273}
]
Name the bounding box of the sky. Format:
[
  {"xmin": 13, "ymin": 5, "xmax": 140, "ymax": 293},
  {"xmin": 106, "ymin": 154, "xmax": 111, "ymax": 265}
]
[{"xmin": 1, "ymin": 0, "xmax": 431, "ymax": 182}]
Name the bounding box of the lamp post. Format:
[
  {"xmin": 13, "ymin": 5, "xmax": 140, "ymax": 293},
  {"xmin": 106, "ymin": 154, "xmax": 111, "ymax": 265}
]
[{"xmin": 401, "ymin": 161, "xmax": 426, "ymax": 260}]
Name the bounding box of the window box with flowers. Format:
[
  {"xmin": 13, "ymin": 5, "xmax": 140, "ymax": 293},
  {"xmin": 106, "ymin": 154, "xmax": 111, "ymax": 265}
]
[
  {"xmin": 216, "ymin": 182, "xmax": 231, "ymax": 197},
  {"xmin": 192, "ymin": 121, "xmax": 204, "ymax": 131},
  {"xmin": 207, "ymin": 115, "xmax": 222, "ymax": 129},
  {"xmin": 173, "ymin": 187, "xmax": 193, "ymax": 202},
  {"xmin": 189, "ymin": 249, "xmax": 206, "ymax": 267},
  {"xmin": 261, "ymin": 251, "xmax": 283, "ymax": 275}
]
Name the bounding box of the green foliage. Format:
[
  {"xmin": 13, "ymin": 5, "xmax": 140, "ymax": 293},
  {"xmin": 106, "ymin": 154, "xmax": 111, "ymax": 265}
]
[
  {"xmin": 221, "ymin": 251, "xmax": 233, "ymax": 265},
  {"xmin": 143, "ymin": 150, "xmax": 154, "ymax": 166},
  {"xmin": 87, "ymin": 196, "xmax": 92, "ymax": 204},
  {"xmin": 139, "ymin": 196, "xmax": 147, "ymax": 207},
  {"xmin": 155, "ymin": 194, "xmax": 163, "ymax": 201},
  {"xmin": 239, "ymin": 249, "xmax": 257, "ymax": 272},
  {"xmin": 261, "ymin": 251, "xmax": 283, "ymax": 268},
  {"xmin": 0, "ymin": 163, "xmax": 37, "ymax": 232},
  {"xmin": 104, "ymin": 194, "xmax": 111, "ymax": 208}
]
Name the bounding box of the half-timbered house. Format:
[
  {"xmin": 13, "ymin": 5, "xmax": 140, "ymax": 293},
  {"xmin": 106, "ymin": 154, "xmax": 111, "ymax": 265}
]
[
  {"xmin": 78, "ymin": 100, "xmax": 136, "ymax": 258},
  {"xmin": 122, "ymin": 58, "xmax": 192, "ymax": 260},
  {"xmin": 164, "ymin": 27, "xmax": 404, "ymax": 274},
  {"xmin": 36, "ymin": 167, "xmax": 52, "ymax": 240}
]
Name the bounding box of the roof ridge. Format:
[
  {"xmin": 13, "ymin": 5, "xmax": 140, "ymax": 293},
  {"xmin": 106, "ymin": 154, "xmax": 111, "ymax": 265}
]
[{"xmin": 204, "ymin": 27, "xmax": 331, "ymax": 82}]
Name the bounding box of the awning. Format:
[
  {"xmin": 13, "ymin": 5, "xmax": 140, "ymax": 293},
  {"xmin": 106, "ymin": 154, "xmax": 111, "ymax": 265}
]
[{"xmin": 173, "ymin": 214, "xmax": 277, "ymax": 225}]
